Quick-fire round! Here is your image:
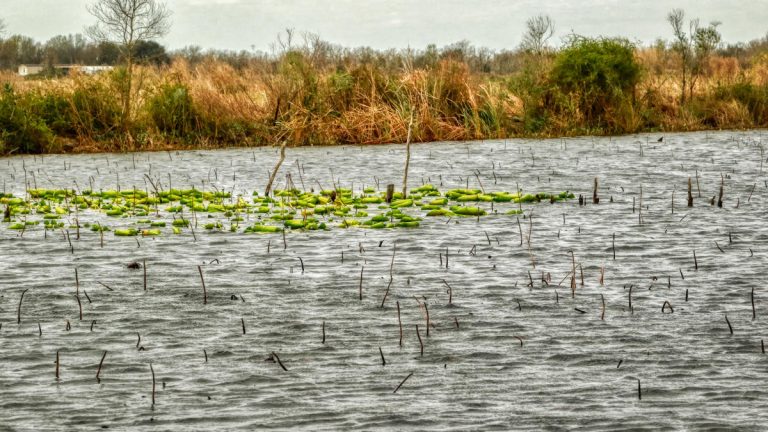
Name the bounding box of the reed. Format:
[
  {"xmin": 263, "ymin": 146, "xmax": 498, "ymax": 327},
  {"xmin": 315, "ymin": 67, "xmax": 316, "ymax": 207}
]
[{"xmin": 3, "ymin": 41, "xmax": 768, "ymax": 156}]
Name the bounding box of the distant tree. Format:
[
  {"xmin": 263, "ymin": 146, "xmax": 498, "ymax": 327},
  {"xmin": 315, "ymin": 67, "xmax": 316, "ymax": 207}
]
[
  {"xmin": 95, "ymin": 41, "xmax": 121, "ymax": 64},
  {"xmin": 134, "ymin": 40, "xmax": 170, "ymax": 65},
  {"xmin": 668, "ymin": 9, "xmax": 721, "ymax": 104},
  {"xmin": 520, "ymin": 14, "xmax": 555, "ymax": 54},
  {"xmin": 0, "ymin": 35, "xmax": 43, "ymax": 70},
  {"xmin": 44, "ymin": 34, "xmax": 88, "ymax": 65},
  {"xmin": 0, "ymin": 18, "xmax": 6, "ymax": 37},
  {"xmin": 86, "ymin": 0, "xmax": 172, "ymax": 129}
]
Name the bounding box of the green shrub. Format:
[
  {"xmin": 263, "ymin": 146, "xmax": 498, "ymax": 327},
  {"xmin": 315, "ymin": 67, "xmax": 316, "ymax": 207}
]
[
  {"xmin": 148, "ymin": 83, "xmax": 199, "ymax": 139},
  {"xmin": 70, "ymin": 79, "xmax": 122, "ymax": 139},
  {"xmin": 551, "ymin": 36, "xmax": 641, "ymax": 126},
  {"xmin": 0, "ymin": 84, "xmax": 54, "ymax": 154},
  {"xmin": 715, "ymin": 82, "xmax": 768, "ymax": 125}
]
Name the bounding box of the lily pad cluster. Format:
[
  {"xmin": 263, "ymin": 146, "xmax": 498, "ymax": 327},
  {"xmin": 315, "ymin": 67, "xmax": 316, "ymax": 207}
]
[{"xmin": 1, "ymin": 186, "xmax": 575, "ymax": 236}]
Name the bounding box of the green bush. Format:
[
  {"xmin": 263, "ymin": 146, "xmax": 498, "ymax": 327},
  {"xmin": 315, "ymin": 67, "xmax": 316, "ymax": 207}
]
[
  {"xmin": 551, "ymin": 36, "xmax": 641, "ymax": 126},
  {"xmin": 148, "ymin": 83, "xmax": 199, "ymax": 139},
  {"xmin": 715, "ymin": 82, "xmax": 768, "ymax": 125},
  {"xmin": 0, "ymin": 84, "xmax": 54, "ymax": 154}
]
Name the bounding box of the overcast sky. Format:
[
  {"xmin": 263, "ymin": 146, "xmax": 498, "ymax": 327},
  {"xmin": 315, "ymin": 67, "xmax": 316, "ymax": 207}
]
[{"xmin": 3, "ymin": 0, "xmax": 768, "ymax": 52}]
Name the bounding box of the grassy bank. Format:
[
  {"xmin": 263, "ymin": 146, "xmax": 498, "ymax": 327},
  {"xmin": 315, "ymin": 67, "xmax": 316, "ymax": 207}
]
[{"xmin": 2, "ymin": 39, "xmax": 768, "ymax": 155}]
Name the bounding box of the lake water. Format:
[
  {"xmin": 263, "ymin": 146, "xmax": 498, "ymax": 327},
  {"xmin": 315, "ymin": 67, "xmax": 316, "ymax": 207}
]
[{"xmin": 1, "ymin": 131, "xmax": 768, "ymax": 430}]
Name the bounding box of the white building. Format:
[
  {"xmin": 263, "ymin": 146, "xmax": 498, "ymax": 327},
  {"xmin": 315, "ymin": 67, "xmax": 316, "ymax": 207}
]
[{"xmin": 17, "ymin": 64, "xmax": 114, "ymax": 77}]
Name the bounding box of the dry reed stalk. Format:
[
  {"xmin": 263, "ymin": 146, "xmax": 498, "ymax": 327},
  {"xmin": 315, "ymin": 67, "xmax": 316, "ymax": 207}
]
[
  {"xmin": 393, "ymin": 372, "xmax": 413, "ymax": 393},
  {"xmin": 265, "ymin": 142, "xmax": 287, "ymax": 197},
  {"xmin": 416, "ymin": 325, "xmax": 424, "ymax": 356},
  {"xmin": 17, "ymin": 289, "xmax": 29, "ymax": 324},
  {"xmin": 570, "ymin": 251, "xmax": 576, "ymax": 298},
  {"xmin": 359, "ymin": 266, "xmax": 364, "ymax": 301},
  {"xmin": 442, "ymin": 279, "xmax": 453, "ymax": 305},
  {"xmin": 397, "ymin": 301, "xmax": 403, "ymax": 347},
  {"xmin": 272, "ymin": 352, "xmax": 288, "ymax": 371},
  {"xmin": 198, "ymin": 265, "xmax": 207, "ymax": 305},
  {"xmin": 402, "ymin": 111, "xmax": 414, "ymax": 197},
  {"xmin": 150, "ymin": 363, "xmax": 156, "ymax": 406},
  {"xmin": 601, "ymin": 294, "xmax": 606, "ymax": 320},
  {"xmin": 143, "ymin": 259, "xmax": 147, "ymax": 291},
  {"xmin": 380, "ymin": 242, "xmax": 397, "ymax": 308},
  {"xmin": 96, "ymin": 351, "xmax": 107, "ymax": 382}
]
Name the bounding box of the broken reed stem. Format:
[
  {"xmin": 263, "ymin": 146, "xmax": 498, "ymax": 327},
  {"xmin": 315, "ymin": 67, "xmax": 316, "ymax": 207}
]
[
  {"xmin": 424, "ymin": 303, "xmax": 430, "ymax": 337},
  {"xmin": 693, "ymin": 250, "xmax": 698, "ymax": 270},
  {"xmin": 442, "ymin": 279, "xmax": 453, "ymax": 305},
  {"xmin": 379, "ymin": 243, "xmax": 397, "ymax": 308},
  {"xmin": 241, "ymin": 318, "xmax": 246, "ymax": 335},
  {"xmin": 671, "ymin": 189, "xmax": 675, "ymax": 214},
  {"xmin": 18, "ymin": 288, "xmax": 29, "ymax": 324},
  {"xmin": 75, "ymin": 293, "xmax": 83, "ymax": 321},
  {"xmin": 599, "ymin": 266, "xmax": 605, "ymax": 286},
  {"xmin": 298, "ymin": 257, "xmax": 304, "ymax": 273},
  {"xmin": 612, "ymin": 233, "xmax": 616, "ymax": 260},
  {"xmin": 264, "ymin": 141, "xmax": 287, "ymax": 197},
  {"xmin": 662, "ymin": 301, "xmax": 674, "ymax": 313},
  {"xmin": 687, "ymin": 177, "xmax": 693, "ymax": 207},
  {"xmin": 204, "ymin": 349, "xmax": 208, "ymax": 362},
  {"xmin": 198, "ymin": 265, "xmax": 207, "ymax": 305},
  {"xmin": 74, "ymin": 268, "xmax": 82, "ymax": 320},
  {"xmin": 752, "ymin": 288, "xmax": 756, "ymax": 321},
  {"xmin": 379, "ymin": 347, "xmax": 386, "ymax": 366},
  {"xmin": 725, "ymin": 314, "xmax": 734, "ymax": 335},
  {"xmin": 415, "ymin": 325, "xmax": 424, "ymax": 357},
  {"xmin": 143, "ymin": 259, "xmax": 147, "ymax": 291},
  {"xmin": 56, "ymin": 350, "xmax": 60, "ymax": 380},
  {"xmin": 150, "ymin": 362, "xmax": 156, "ymax": 406},
  {"xmin": 570, "ymin": 251, "xmax": 576, "ymax": 298},
  {"xmin": 393, "ymin": 372, "xmax": 414, "ymax": 394},
  {"xmin": 593, "ymin": 177, "xmax": 599, "ymax": 204},
  {"xmin": 628, "ymin": 285, "xmax": 634, "ymax": 314},
  {"xmin": 359, "ymin": 266, "xmax": 364, "ymax": 301},
  {"xmin": 637, "ymin": 379, "xmax": 642, "ymax": 400},
  {"xmin": 272, "ymin": 352, "xmax": 288, "ymax": 371},
  {"xmin": 322, "ymin": 321, "xmax": 326, "ymax": 344},
  {"xmin": 397, "ymin": 301, "xmax": 403, "ymax": 348},
  {"xmin": 401, "ymin": 111, "xmax": 414, "ymax": 198},
  {"xmin": 718, "ymin": 174, "xmax": 724, "ymax": 208},
  {"xmin": 96, "ymin": 351, "xmax": 107, "ymax": 383},
  {"xmin": 695, "ymin": 169, "xmax": 701, "ymax": 197},
  {"xmin": 601, "ymin": 294, "xmax": 606, "ymax": 320}
]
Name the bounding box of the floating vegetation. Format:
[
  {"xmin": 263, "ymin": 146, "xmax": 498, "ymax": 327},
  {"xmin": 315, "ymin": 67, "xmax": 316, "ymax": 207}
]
[{"xmin": 1, "ymin": 187, "xmax": 575, "ymax": 236}]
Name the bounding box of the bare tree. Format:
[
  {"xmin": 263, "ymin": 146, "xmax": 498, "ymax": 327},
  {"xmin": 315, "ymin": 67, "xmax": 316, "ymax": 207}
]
[
  {"xmin": 668, "ymin": 9, "xmax": 689, "ymax": 104},
  {"xmin": 520, "ymin": 15, "xmax": 555, "ymax": 54},
  {"xmin": 86, "ymin": 0, "xmax": 171, "ymax": 129},
  {"xmin": 0, "ymin": 18, "xmax": 7, "ymax": 37},
  {"xmin": 668, "ymin": 9, "xmax": 721, "ymax": 105}
]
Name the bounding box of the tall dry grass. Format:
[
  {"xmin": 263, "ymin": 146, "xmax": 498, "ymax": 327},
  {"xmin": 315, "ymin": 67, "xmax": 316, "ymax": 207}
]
[{"xmin": 1, "ymin": 45, "xmax": 768, "ymax": 155}]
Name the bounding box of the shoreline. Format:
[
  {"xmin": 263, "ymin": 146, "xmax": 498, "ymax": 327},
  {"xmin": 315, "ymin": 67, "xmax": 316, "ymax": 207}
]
[{"xmin": 3, "ymin": 127, "xmax": 765, "ymax": 158}]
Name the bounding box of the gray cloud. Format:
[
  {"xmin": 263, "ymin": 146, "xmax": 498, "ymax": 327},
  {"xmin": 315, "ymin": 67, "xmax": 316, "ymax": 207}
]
[{"xmin": 2, "ymin": 0, "xmax": 767, "ymax": 51}]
